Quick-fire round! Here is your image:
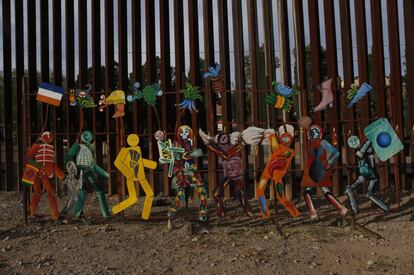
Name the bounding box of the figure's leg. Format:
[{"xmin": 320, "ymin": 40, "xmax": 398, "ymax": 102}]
[
  {"xmin": 256, "ymin": 169, "xmax": 271, "ymax": 219},
  {"xmin": 213, "ymin": 177, "xmax": 228, "ymax": 218},
  {"xmin": 168, "ymin": 187, "xmax": 185, "ymax": 219},
  {"xmin": 303, "ymin": 187, "xmax": 318, "ymax": 220},
  {"xmin": 29, "ymin": 177, "xmax": 42, "ymax": 217},
  {"xmin": 43, "ymin": 176, "xmax": 59, "ymax": 220},
  {"xmin": 88, "ymin": 172, "xmax": 110, "ymax": 218},
  {"xmin": 321, "ymin": 186, "xmax": 348, "ymax": 216},
  {"xmin": 366, "ymin": 178, "xmax": 389, "ymax": 212},
  {"xmin": 195, "ymin": 177, "xmax": 208, "ymax": 222},
  {"xmin": 138, "ymin": 177, "xmax": 154, "ymax": 220},
  {"xmin": 345, "ymin": 176, "xmax": 365, "ymax": 214},
  {"xmin": 73, "ymin": 189, "xmax": 87, "ymax": 218},
  {"xmin": 275, "ymin": 183, "xmax": 300, "ymax": 217},
  {"xmin": 112, "ymin": 179, "xmax": 138, "ymax": 215},
  {"xmin": 234, "ymin": 179, "xmax": 253, "ymax": 217}
]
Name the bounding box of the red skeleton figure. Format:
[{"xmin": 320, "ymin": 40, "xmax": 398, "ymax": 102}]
[{"xmin": 27, "ymin": 132, "xmax": 64, "ymax": 220}]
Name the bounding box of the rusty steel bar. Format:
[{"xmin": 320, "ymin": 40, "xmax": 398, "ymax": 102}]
[
  {"xmin": 232, "ymin": 0, "xmax": 249, "ymax": 195},
  {"xmin": 187, "ymin": 0, "xmax": 201, "ymax": 155},
  {"xmin": 370, "ymin": 0, "xmax": 389, "ymax": 191},
  {"xmin": 203, "ymin": 0, "xmax": 218, "ymax": 197},
  {"xmin": 117, "ymin": 0, "xmax": 128, "ymax": 198},
  {"xmin": 218, "ymin": 0, "xmax": 232, "ymax": 135},
  {"xmin": 92, "ymin": 0, "xmax": 104, "ymax": 170},
  {"xmin": 160, "ymin": 0, "xmax": 171, "ymax": 196},
  {"xmin": 339, "ymin": 0, "xmax": 356, "ymax": 187},
  {"xmin": 53, "ymin": 0, "xmax": 64, "ymax": 171},
  {"xmin": 386, "ymin": 0, "xmax": 405, "ymax": 192},
  {"xmin": 78, "ymin": 0, "xmax": 88, "ymax": 87},
  {"xmin": 404, "ymin": 0, "xmax": 414, "ymax": 182},
  {"xmin": 15, "ymin": 0, "xmax": 25, "ymax": 189},
  {"xmin": 293, "ymin": 0, "xmax": 309, "ymax": 181},
  {"xmin": 247, "ymin": 0, "xmax": 263, "ymax": 195},
  {"xmin": 146, "ymin": 0, "xmax": 157, "ymax": 192},
  {"xmin": 323, "ymin": 0, "xmax": 342, "ymax": 195},
  {"xmin": 278, "ymin": 0, "xmax": 296, "ymax": 199},
  {"xmin": 131, "ymin": 0, "xmax": 142, "ymax": 135},
  {"xmin": 28, "ymin": 0, "xmax": 38, "ymax": 137},
  {"xmin": 40, "ymin": 0, "xmax": 50, "ymax": 83},
  {"xmin": 263, "ymin": 0, "xmax": 277, "ymax": 199},
  {"xmin": 217, "ymin": 0, "xmax": 231, "ymax": 197},
  {"xmin": 105, "ymin": 0, "xmax": 116, "ymax": 194},
  {"xmin": 2, "ymin": 0, "xmax": 14, "ymax": 190},
  {"xmin": 307, "ymin": 0, "xmax": 322, "ymax": 124},
  {"xmin": 354, "ymin": 0, "xmax": 371, "ymax": 128},
  {"xmin": 65, "ymin": 0, "xmax": 75, "ymax": 150}
]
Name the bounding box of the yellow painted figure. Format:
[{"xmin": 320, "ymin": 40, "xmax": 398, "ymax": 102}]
[{"xmin": 112, "ymin": 134, "xmax": 157, "ymax": 220}]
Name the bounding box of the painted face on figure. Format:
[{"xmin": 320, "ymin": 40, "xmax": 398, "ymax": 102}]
[
  {"xmin": 347, "ymin": 135, "xmax": 361, "ymax": 149},
  {"xmin": 81, "ymin": 130, "xmax": 94, "ymax": 144},
  {"xmin": 40, "ymin": 131, "xmax": 53, "ymax": 144},
  {"xmin": 178, "ymin": 125, "xmax": 193, "ymax": 141}
]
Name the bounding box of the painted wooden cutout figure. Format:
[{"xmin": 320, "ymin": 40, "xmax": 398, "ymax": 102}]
[
  {"xmin": 26, "ymin": 131, "xmax": 65, "ymax": 220},
  {"xmin": 199, "ymin": 129, "xmax": 253, "ymax": 218},
  {"xmin": 112, "ymin": 134, "xmax": 157, "ymax": 220},
  {"xmin": 255, "ymin": 126, "xmax": 300, "ymax": 219},
  {"xmin": 301, "ymin": 124, "xmax": 348, "ymax": 219},
  {"xmin": 60, "ymin": 161, "xmax": 82, "ymax": 217},
  {"xmin": 64, "ymin": 131, "xmax": 110, "ymax": 219},
  {"xmin": 345, "ymin": 136, "xmax": 389, "ymax": 214},
  {"xmin": 154, "ymin": 130, "xmax": 185, "ymax": 177},
  {"xmin": 167, "ymin": 125, "xmax": 208, "ymax": 222}
]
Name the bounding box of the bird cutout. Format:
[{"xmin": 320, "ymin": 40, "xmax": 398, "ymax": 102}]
[
  {"xmin": 313, "ymin": 79, "xmax": 333, "ymax": 112},
  {"xmin": 176, "ymin": 83, "xmax": 203, "ymax": 113},
  {"xmin": 72, "ymin": 84, "xmax": 97, "ymax": 108},
  {"xmin": 266, "ymin": 82, "xmax": 298, "ymax": 112},
  {"xmin": 347, "ymin": 82, "xmax": 372, "ymax": 108},
  {"xmin": 127, "ymin": 82, "xmax": 163, "ymax": 106},
  {"xmin": 203, "ymin": 63, "xmax": 225, "ymax": 93}
]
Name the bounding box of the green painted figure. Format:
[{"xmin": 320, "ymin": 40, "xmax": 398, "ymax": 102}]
[{"xmin": 64, "ymin": 131, "xmax": 110, "ymax": 219}]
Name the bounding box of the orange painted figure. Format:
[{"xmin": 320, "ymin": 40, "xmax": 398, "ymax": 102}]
[
  {"xmin": 256, "ymin": 129, "xmax": 300, "ymax": 219},
  {"xmin": 26, "ymin": 132, "xmax": 65, "ymax": 220}
]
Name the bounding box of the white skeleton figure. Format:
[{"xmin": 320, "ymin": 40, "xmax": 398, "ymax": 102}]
[{"xmin": 60, "ymin": 161, "xmax": 82, "ymax": 216}]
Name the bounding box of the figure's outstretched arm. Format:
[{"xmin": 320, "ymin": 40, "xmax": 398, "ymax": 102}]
[
  {"xmin": 143, "ymin": 159, "xmax": 157, "ymax": 170},
  {"xmin": 27, "ymin": 143, "xmax": 40, "ymax": 160}
]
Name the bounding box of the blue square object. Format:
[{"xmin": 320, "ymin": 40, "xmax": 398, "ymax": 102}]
[{"xmin": 364, "ymin": 118, "xmax": 403, "ymax": 161}]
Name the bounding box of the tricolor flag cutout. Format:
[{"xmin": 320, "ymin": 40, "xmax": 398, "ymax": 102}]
[{"xmin": 36, "ymin": 82, "xmax": 65, "ymax": 106}]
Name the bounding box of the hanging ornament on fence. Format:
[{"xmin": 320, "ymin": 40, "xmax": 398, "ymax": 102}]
[
  {"xmin": 313, "ymin": 78, "xmax": 333, "ymax": 112},
  {"xmin": 266, "ymin": 82, "xmax": 298, "ymax": 112},
  {"xmin": 347, "ymin": 82, "xmax": 372, "ymax": 108}
]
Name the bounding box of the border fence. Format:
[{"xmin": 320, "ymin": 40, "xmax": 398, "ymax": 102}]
[{"xmin": 1, "ymin": 0, "xmax": 413, "ymax": 201}]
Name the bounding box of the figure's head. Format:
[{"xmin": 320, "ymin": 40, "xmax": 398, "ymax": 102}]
[
  {"xmin": 81, "ymin": 130, "xmax": 94, "ymax": 144},
  {"xmin": 127, "ymin": 134, "xmax": 140, "ymax": 146},
  {"xmin": 40, "ymin": 131, "xmax": 53, "ymax": 144},
  {"xmin": 154, "ymin": 130, "xmax": 165, "ymax": 141},
  {"xmin": 308, "ymin": 125, "xmax": 323, "ymax": 142},
  {"xmin": 347, "ymin": 135, "xmax": 361, "ymax": 149},
  {"xmin": 177, "ymin": 125, "xmax": 193, "ymax": 141},
  {"xmin": 215, "ymin": 133, "xmax": 230, "ymax": 145}
]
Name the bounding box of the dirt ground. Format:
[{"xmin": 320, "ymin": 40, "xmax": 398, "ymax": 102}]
[{"xmin": 0, "ymin": 191, "xmax": 413, "ymax": 274}]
